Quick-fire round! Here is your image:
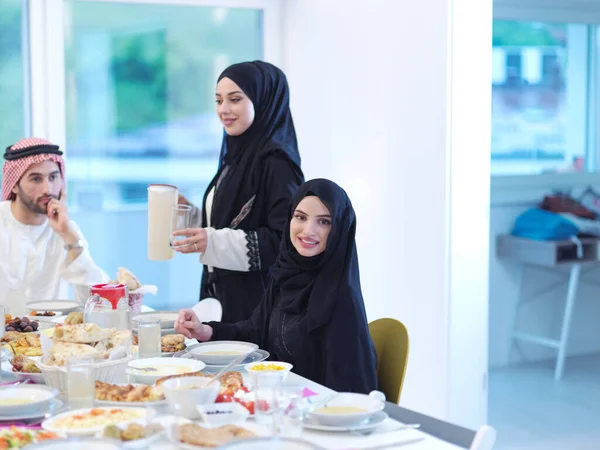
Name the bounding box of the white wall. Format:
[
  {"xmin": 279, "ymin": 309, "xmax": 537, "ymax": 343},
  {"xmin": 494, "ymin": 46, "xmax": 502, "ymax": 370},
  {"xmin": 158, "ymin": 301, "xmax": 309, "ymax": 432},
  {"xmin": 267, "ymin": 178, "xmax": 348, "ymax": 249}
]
[
  {"xmin": 489, "ymin": 176, "xmax": 600, "ymax": 369},
  {"xmin": 281, "ymin": 0, "xmax": 492, "ymax": 429}
]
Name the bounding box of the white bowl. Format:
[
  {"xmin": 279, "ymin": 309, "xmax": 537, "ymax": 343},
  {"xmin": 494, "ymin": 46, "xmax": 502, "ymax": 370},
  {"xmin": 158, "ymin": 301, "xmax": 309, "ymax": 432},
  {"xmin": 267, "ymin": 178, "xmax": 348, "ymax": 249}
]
[
  {"xmin": 126, "ymin": 357, "xmax": 205, "ymax": 384},
  {"xmin": 185, "ymin": 341, "xmax": 258, "ymax": 365},
  {"xmin": 244, "ymin": 361, "xmax": 293, "ymax": 381},
  {"xmin": 0, "ymin": 385, "xmax": 57, "ymax": 415},
  {"xmin": 161, "ymin": 376, "xmax": 220, "ymax": 419},
  {"xmin": 197, "ymin": 402, "xmax": 250, "ymax": 426},
  {"xmin": 307, "ymin": 392, "xmax": 385, "ymax": 427}
]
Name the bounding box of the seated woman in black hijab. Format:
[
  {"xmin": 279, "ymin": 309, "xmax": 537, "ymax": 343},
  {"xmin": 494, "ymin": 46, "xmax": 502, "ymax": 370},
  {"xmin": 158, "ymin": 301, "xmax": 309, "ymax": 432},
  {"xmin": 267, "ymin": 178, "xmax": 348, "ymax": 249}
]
[
  {"xmin": 172, "ymin": 61, "xmax": 304, "ymax": 323},
  {"xmin": 175, "ymin": 179, "xmax": 378, "ymax": 394}
]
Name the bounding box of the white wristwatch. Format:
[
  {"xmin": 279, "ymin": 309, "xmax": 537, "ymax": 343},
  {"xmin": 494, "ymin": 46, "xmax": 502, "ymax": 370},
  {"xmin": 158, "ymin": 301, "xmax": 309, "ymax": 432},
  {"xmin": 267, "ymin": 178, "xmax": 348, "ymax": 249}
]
[{"xmin": 64, "ymin": 239, "xmax": 84, "ymax": 251}]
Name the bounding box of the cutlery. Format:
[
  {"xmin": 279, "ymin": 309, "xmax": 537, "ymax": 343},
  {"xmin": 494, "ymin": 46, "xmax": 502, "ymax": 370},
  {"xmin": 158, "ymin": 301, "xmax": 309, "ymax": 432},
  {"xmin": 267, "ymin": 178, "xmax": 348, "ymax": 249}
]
[
  {"xmin": 352, "ymin": 423, "xmax": 420, "ymax": 437},
  {"xmin": 359, "ymin": 437, "xmax": 425, "ymax": 449},
  {"xmin": 205, "ymin": 354, "xmax": 247, "ymax": 389},
  {"xmin": 129, "ymin": 366, "xmax": 158, "ymax": 372}
]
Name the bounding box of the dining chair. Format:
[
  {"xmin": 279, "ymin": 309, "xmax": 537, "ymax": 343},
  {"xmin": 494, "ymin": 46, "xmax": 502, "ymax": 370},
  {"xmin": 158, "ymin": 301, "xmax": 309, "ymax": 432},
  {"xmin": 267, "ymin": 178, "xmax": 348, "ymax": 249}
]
[{"xmin": 368, "ymin": 318, "xmax": 410, "ymax": 403}]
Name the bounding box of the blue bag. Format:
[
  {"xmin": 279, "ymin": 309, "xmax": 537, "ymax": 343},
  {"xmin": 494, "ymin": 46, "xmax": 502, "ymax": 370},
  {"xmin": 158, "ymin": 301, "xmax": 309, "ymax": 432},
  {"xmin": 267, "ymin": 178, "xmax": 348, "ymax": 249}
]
[{"xmin": 511, "ymin": 208, "xmax": 580, "ymax": 241}]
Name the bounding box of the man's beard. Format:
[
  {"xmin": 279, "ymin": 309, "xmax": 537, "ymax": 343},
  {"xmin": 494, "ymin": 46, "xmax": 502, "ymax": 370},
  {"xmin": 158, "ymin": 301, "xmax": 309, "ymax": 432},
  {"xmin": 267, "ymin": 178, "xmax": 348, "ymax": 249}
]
[{"xmin": 16, "ymin": 185, "xmax": 57, "ymax": 215}]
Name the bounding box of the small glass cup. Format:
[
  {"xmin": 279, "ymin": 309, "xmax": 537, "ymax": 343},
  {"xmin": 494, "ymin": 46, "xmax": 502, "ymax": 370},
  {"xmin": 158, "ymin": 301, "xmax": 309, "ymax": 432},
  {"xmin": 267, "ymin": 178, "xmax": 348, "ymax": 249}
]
[
  {"xmin": 170, "ymin": 205, "xmax": 192, "ymax": 246},
  {"xmin": 137, "ymin": 317, "xmax": 161, "ymax": 359},
  {"xmin": 254, "ymin": 371, "xmax": 285, "ymax": 434},
  {"xmin": 67, "ymin": 355, "xmax": 95, "ymax": 409}
]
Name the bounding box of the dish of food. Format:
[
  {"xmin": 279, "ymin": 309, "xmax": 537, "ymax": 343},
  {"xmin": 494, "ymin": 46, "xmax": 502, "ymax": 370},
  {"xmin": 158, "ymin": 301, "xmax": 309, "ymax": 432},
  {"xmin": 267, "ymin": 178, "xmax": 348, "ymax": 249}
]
[
  {"xmin": 4, "ymin": 316, "xmax": 39, "ymax": 333},
  {"xmin": 95, "ymin": 381, "xmax": 165, "ymax": 404},
  {"xmin": 173, "ymin": 423, "xmax": 256, "ymax": 448},
  {"xmin": 2, "ymin": 357, "xmax": 45, "ymax": 384},
  {"xmin": 103, "ymin": 422, "xmax": 163, "ymax": 441},
  {"xmin": 0, "ymin": 385, "xmax": 58, "ymax": 415},
  {"xmin": 0, "ymin": 426, "xmax": 61, "ymax": 449},
  {"xmin": 42, "ymin": 407, "xmax": 148, "ymax": 436},
  {"xmin": 28, "ymin": 311, "xmax": 58, "ymax": 317},
  {"xmin": 156, "ymin": 370, "xmax": 256, "ymax": 414},
  {"xmin": 63, "ymin": 312, "xmax": 84, "ymax": 325},
  {"xmin": 185, "ymin": 341, "xmax": 258, "ymax": 366},
  {"xmin": 1, "ymin": 333, "xmax": 42, "ymax": 357},
  {"xmin": 127, "ymin": 357, "xmax": 205, "ymax": 384}
]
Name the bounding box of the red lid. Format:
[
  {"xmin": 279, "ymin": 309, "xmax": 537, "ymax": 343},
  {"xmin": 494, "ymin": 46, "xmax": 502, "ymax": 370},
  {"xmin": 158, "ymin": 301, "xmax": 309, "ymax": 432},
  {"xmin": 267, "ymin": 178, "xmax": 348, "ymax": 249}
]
[{"xmin": 90, "ymin": 284, "xmax": 128, "ymax": 309}]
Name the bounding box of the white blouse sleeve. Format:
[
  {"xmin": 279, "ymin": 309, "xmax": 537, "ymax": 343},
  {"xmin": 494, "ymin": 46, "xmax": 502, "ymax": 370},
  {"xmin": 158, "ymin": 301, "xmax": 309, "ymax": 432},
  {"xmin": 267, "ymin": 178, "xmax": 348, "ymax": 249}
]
[{"xmin": 199, "ymin": 227, "xmax": 261, "ymax": 272}]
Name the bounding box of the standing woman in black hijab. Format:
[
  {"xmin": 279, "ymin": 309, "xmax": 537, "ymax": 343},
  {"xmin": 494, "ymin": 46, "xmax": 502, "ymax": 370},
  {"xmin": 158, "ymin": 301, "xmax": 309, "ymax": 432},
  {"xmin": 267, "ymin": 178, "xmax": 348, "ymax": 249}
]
[
  {"xmin": 175, "ymin": 179, "xmax": 378, "ymax": 394},
  {"xmin": 173, "ymin": 61, "xmax": 304, "ymax": 323}
]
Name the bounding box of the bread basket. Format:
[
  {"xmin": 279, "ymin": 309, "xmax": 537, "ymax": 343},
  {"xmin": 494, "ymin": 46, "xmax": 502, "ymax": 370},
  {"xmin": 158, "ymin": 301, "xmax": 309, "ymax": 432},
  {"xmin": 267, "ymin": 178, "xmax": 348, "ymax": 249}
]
[{"xmin": 37, "ymin": 354, "xmax": 133, "ymax": 392}]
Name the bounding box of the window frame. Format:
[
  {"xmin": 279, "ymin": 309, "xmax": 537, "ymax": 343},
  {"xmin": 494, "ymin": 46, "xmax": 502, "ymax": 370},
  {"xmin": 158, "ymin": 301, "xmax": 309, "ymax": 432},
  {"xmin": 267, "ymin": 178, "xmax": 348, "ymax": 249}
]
[
  {"xmin": 492, "ymin": 0, "xmax": 600, "ymax": 202},
  {"xmin": 28, "ymin": 0, "xmax": 282, "ymax": 157}
]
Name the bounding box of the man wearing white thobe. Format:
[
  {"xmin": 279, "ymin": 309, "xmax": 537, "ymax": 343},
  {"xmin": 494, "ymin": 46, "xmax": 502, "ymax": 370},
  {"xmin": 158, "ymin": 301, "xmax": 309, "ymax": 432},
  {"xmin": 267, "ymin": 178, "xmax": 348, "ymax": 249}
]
[{"xmin": 0, "ymin": 137, "xmax": 108, "ymax": 316}]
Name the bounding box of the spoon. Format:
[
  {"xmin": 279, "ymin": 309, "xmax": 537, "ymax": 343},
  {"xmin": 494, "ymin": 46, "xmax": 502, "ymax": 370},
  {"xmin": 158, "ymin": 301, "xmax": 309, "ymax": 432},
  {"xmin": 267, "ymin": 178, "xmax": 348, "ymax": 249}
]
[
  {"xmin": 129, "ymin": 366, "xmax": 158, "ymax": 372},
  {"xmin": 204, "ymin": 354, "xmax": 247, "ymax": 389}
]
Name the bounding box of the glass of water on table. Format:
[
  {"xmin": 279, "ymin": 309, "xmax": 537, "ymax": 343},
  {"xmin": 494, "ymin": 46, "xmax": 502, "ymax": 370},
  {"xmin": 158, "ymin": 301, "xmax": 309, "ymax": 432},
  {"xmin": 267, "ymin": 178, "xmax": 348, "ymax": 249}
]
[
  {"xmin": 137, "ymin": 317, "xmax": 161, "ymax": 359},
  {"xmin": 67, "ymin": 355, "xmax": 95, "ymax": 409}
]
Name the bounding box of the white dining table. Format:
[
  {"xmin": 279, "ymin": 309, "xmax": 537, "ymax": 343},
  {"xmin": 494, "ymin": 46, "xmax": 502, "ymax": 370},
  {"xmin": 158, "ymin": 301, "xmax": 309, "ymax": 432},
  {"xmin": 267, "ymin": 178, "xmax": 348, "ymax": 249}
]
[{"xmin": 126, "ymin": 372, "xmax": 463, "ymax": 450}]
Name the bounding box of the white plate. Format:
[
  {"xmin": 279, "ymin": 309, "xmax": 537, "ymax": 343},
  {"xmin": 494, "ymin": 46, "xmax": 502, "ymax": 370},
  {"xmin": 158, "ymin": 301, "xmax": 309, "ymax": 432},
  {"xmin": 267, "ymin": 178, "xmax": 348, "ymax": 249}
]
[
  {"xmin": 132, "ymin": 311, "xmax": 179, "ymax": 329},
  {"xmin": 1, "ymin": 360, "xmax": 45, "ymax": 384},
  {"xmin": 0, "ymin": 398, "xmax": 64, "ymax": 421},
  {"xmin": 127, "ymin": 357, "xmax": 206, "ymax": 384},
  {"xmin": 219, "ymin": 438, "xmax": 324, "ymax": 450},
  {"xmin": 167, "ymin": 422, "xmax": 269, "ymax": 450},
  {"xmin": 25, "ymin": 437, "xmax": 123, "ymax": 449},
  {"xmin": 94, "ymin": 416, "xmax": 190, "ymax": 449},
  {"xmin": 0, "ymin": 384, "xmax": 57, "ymax": 415},
  {"xmin": 95, "ymin": 383, "xmax": 167, "ymax": 407},
  {"xmin": 26, "ymin": 311, "xmax": 63, "ymax": 323},
  {"xmin": 302, "ymin": 410, "xmax": 389, "ymax": 432},
  {"xmin": 26, "ymin": 300, "xmax": 80, "ymax": 313},
  {"xmin": 185, "ymin": 341, "xmax": 259, "ymax": 365},
  {"xmin": 42, "ymin": 406, "xmax": 149, "ymax": 436}
]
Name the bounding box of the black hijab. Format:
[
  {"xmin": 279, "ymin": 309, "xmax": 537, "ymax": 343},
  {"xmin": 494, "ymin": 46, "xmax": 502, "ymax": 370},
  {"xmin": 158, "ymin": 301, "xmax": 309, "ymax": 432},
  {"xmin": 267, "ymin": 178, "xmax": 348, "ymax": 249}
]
[
  {"xmin": 203, "ymin": 60, "xmax": 301, "ymax": 230},
  {"xmin": 270, "ymin": 179, "xmax": 367, "ymax": 333}
]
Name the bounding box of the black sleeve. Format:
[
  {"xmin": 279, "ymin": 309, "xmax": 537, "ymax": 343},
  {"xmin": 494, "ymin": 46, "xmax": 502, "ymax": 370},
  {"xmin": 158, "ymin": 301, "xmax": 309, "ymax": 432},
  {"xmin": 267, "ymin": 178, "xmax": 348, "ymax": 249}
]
[
  {"xmin": 207, "ymin": 282, "xmax": 274, "ymax": 346},
  {"xmin": 244, "ymin": 153, "xmax": 304, "ymax": 272},
  {"xmin": 320, "ymin": 299, "xmax": 379, "ymax": 394}
]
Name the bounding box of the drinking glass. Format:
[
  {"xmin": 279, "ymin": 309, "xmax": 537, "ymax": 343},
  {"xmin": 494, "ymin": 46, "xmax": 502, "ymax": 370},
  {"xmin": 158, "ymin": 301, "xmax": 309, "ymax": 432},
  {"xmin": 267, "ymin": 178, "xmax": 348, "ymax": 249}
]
[
  {"xmin": 67, "ymin": 355, "xmax": 95, "ymax": 409},
  {"xmin": 170, "ymin": 205, "xmax": 192, "ymax": 246},
  {"xmin": 254, "ymin": 372, "xmax": 285, "ymax": 434},
  {"xmin": 137, "ymin": 317, "xmax": 161, "ymax": 359}
]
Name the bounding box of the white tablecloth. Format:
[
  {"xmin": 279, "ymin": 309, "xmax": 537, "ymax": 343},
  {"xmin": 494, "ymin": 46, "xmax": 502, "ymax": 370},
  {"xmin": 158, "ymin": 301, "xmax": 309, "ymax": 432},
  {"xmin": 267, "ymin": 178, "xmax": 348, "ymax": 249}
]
[{"xmin": 142, "ymin": 373, "xmax": 464, "ymax": 450}]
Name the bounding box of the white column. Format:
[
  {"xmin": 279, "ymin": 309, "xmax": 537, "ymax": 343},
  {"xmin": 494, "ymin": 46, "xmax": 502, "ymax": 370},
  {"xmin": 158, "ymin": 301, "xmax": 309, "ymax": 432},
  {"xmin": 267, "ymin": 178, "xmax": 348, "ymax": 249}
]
[{"xmin": 283, "ymin": 0, "xmax": 492, "ymax": 428}]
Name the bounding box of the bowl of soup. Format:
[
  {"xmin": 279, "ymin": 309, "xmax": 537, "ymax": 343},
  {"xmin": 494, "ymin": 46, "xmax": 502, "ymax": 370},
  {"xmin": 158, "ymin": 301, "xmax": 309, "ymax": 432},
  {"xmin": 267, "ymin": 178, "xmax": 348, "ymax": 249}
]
[
  {"xmin": 160, "ymin": 376, "xmax": 220, "ymax": 419},
  {"xmin": 185, "ymin": 341, "xmax": 258, "ymax": 365},
  {"xmin": 308, "ymin": 392, "xmax": 385, "ymax": 427},
  {"xmin": 0, "ymin": 385, "xmax": 58, "ymax": 415},
  {"xmin": 126, "ymin": 357, "xmax": 205, "ymax": 384}
]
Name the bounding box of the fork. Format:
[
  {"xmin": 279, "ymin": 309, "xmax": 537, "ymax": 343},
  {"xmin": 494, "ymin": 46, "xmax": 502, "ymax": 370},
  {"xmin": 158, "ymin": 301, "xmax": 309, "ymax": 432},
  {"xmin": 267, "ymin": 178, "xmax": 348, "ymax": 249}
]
[{"xmin": 351, "ymin": 423, "xmax": 420, "ymax": 437}]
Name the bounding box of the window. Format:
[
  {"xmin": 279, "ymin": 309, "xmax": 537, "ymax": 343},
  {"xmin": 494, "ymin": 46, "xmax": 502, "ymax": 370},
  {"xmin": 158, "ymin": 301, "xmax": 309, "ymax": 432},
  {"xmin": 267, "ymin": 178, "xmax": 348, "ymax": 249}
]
[
  {"xmin": 63, "ymin": 1, "xmax": 264, "ymax": 309},
  {"xmin": 491, "ymin": 20, "xmax": 597, "ymax": 176},
  {"xmin": 0, "ymin": 0, "xmax": 28, "ymax": 158}
]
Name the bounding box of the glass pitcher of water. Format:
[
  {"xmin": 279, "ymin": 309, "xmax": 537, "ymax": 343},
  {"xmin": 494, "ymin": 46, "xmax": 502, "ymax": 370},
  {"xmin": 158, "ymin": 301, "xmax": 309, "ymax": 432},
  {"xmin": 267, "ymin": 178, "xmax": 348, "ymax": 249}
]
[{"xmin": 84, "ymin": 283, "xmax": 132, "ymax": 330}]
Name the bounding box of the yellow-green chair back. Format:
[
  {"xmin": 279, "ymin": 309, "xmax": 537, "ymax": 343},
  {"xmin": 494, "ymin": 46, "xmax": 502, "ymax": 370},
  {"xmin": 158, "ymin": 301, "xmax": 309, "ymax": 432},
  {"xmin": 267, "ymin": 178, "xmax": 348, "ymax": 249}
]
[{"xmin": 368, "ymin": 318, "xmax": 409, "ymax": 404}]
